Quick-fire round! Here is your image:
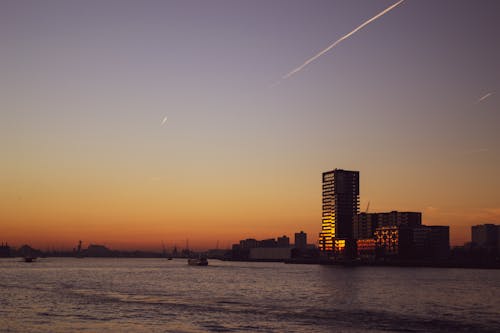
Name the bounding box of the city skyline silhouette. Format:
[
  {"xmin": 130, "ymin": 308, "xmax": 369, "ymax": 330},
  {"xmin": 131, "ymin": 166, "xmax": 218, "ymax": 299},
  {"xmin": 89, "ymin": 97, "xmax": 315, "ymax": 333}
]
[{"xmin": 1, "ymin": 0, "xmax": 499, "ymax": 251}]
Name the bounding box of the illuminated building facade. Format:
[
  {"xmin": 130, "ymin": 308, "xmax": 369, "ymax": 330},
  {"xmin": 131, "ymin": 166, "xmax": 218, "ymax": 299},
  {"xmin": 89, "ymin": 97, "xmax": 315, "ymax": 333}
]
[
  {"xmin": 354, "ymin": 211, "xmax": 422, "ymax": 239},
  {"xmin": 318, "ymin": 169, "xmax": 359, "ymax": 253},
  {"xmin": 357, "ymin": 238, "xmax": 376, "ymax": 259},
  {"xmin": 374, "ymin": 226, "xmax": 412, "ymax": 258},
  {"xmin": 374, "ymin": 227, "xmax": 399, "ymax": 256}
]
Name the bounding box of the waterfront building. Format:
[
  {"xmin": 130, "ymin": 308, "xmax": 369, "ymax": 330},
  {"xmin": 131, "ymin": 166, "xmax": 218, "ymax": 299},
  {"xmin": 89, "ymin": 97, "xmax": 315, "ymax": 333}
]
[
  {"xmin": 412, "ymin": 225, "xmax": 449, "ymax": 259},
  {"xmin": 277, "ymin": 235, "xmax": 290, "ymax": 247},
  {"xmin": 207, "ymin": 249, "xmax": 231, "ymax": 260},
  {"xmin": 374, "ymin": 226, "xmax": 412, "ymax": 258},
  {"xmin": 429, "ymin": 226, "xmax": 450, "ymax": 259},
  {"xmin": 259, "ymin": 238, "xmax": 277, "ymax": 248},
  {"xmin": 294, "ymin": 231, "xmax": 307, "ymax": 250},
  {"xmin": 318, "ymin": 169, "xmax": 359, "ymax": 254},
  {"xmin": 355, "ymin": 211, "xmax": 422, "ymax": 239},
  {"xmin": 356, "ymin": 239, "xmax": 376, "ymax": 259},
  {"xmin": 377, "ymin": 211, "xmax": 422, "ymax": 228},
  {"xmin": 471, "ymin": 224, "xmax": 499, "ymax": 252},
  {"xmin": 354, "ymin": 213, "xmax": 378, "ymax": 239},
  {"xmin": 231, "ymin": 243, "xmax": 248, "ymax": 260},
  {"xmin": 239, "ymin": 238, "xmax": 258, "ymax": 249},
  {"xmin": 232, "ymin": 236, "xmax": 293, "ymax": 260},
  {"xmin": 354, "ymin": 210, "xmax": 422, "ymax": 233},
  {"xmin": 249, "ymin": 247, "xmax": 292, "ymax": 261},
  {"xmin": 375, "ymin": 227, "xmax": 399, "ymax": 256},
  {"xmin": 412, "ymin": 226, "xmax": 430, "ymax": 256}
]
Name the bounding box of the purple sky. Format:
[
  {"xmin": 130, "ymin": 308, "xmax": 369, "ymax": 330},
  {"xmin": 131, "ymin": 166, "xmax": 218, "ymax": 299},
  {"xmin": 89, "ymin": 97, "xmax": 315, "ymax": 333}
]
[{"xmin": 1, "ymin": 0, "xmax": 499, "ymax": 248}]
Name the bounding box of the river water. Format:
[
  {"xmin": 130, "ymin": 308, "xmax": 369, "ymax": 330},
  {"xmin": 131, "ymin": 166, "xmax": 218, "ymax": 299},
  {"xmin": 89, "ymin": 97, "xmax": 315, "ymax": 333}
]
[{"xmin": 0, "ymin": 258, "xmax": 499, "ymax": 332}]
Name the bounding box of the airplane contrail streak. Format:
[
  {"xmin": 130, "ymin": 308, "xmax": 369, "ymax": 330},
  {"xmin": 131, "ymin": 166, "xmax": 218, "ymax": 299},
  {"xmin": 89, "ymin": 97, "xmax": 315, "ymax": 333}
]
[
  {"xmin": 477, "ymin": 92, "xmax": 493, "ymax": 103},
  {"xmin": 281, "ymin": 0, "xmax": 405, "ymax": 81}
]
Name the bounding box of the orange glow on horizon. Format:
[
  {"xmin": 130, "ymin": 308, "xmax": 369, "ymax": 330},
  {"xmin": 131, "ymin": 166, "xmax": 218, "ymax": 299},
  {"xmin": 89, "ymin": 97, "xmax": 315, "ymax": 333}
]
[{"xmin": 2, "ymin": 153, "xmax": 497, "ymax": 250}]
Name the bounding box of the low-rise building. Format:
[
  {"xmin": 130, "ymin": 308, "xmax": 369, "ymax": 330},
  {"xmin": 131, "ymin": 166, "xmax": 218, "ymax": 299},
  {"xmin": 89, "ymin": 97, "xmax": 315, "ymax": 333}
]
[
  {"xmin": 294, "ymin": 231, "xmax": 307, "ymax": 250},
  {"xmin": 428, "ymin": 226, "xmax": 450, "ymax": 259},
  {"xmin": 413, "ymin": 226, "xmax": 450, "ymax": 260},
  {"xmin": 232, "ymin": 235, "xmax": 293, "ymax": 260},
  {"xmin": 277, "ymin": 235, "xmax": 290, "ymax": 247},
  {"xmin": 356, "ymin": 239, "xmax": 376, "ymax": 259},
  {"xmin": 259, "ymin": 238, "xmax": 277, "ymax": 248},
  {"xmin": 472, "ymin": 224, "xmax": 499, "ymax": 253},
  {"xmin": 249, "ymin": 247, "xmax": 292, "ymax": 261},
  {"xmin": 239, "ymin": 238, "xmax": 258, "ymax": 249}
]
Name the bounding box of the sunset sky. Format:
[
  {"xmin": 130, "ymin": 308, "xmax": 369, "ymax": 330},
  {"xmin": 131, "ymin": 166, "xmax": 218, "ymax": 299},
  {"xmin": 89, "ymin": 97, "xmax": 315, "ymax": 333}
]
[{"xmin": 1, "ymin": 0, "xmax": 499, "ymax": 250}]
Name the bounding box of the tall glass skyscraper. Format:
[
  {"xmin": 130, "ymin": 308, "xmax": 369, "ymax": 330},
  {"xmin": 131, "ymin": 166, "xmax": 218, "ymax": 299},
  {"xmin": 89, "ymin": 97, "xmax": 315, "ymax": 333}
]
[{"xmin": 318, "ymin": 169, "xmax": 359, "ymax": 253}]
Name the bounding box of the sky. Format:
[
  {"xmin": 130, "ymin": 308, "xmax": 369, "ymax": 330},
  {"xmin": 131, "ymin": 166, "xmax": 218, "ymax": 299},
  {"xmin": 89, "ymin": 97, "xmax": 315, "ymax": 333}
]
[{"xmin": 1, "ymin": 0, "xmax": 499, "ymax": 250}]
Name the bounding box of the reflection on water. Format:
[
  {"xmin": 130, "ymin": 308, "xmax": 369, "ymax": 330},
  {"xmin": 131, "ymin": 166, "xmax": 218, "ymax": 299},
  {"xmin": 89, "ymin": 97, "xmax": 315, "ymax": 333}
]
[{"xmin": 0, "ymin": 258, "xmax": 499, "ymax": 332}]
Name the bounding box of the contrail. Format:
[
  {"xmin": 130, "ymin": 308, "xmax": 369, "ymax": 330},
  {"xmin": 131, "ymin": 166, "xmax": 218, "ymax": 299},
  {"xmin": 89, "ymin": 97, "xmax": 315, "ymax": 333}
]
[
  {"xmin": 477, "ymin": 92, "xmax": 493, "ymax": 103},
  {"xmin": 464, "ymin": 148, "xmax": 489, "ymax": 154},
  {"xmin": 281, "ymin": 0, "xmax": 405, "ymax": 81}
]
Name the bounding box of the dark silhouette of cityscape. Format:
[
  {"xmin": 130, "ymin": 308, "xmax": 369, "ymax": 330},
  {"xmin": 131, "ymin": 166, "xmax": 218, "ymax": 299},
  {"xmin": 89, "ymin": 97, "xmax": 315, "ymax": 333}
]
[
  {"xmin": 230, "ymin": 169, "xmax": 500, "ymax": 268},
  {"xmin": 1, "ymin": 168, "xmax": 499, "ymax": 268}
]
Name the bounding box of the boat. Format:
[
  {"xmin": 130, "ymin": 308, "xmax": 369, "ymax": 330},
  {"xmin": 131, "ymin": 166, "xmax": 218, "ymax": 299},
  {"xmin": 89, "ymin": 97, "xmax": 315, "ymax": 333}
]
[
  {"xmin": 162, "ymin": 241, "xmax": 173, "ymax": 260},
  {"xmin": 188, "ymin": 257, "xmax": 208, "ymax": 266},
  {"xmin": 23, "ymin": 256, "xmax": 37, "ymax": 263}
]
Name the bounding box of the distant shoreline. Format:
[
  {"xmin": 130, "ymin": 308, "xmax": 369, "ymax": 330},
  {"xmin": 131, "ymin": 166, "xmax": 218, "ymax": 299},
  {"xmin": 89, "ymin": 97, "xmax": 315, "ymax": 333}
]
[{"xmin": 3, "ymin": 256, "xmax": 498, "ymax": 270}]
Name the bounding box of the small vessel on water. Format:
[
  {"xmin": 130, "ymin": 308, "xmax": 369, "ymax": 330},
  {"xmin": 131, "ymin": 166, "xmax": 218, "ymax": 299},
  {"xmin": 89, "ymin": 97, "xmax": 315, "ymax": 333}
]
[
  {"xmin": 188, "ymin": 256, "xmax": 208, "ymax": 266},
  {"xmin": 19, "ymin": 245, "xmax": 38, "ymax": 262},
  {"xmin": 162, "ymin": 241, "xmax": 174, "ymax": 260}
]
